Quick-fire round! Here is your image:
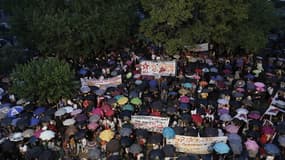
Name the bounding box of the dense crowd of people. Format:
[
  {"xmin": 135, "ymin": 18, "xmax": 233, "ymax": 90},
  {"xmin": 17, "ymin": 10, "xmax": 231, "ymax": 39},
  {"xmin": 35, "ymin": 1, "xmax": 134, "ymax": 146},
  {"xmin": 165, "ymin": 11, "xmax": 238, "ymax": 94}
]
[{"xmin": 0, "ymin": 45, "xmax": 285, "ymax": 160}]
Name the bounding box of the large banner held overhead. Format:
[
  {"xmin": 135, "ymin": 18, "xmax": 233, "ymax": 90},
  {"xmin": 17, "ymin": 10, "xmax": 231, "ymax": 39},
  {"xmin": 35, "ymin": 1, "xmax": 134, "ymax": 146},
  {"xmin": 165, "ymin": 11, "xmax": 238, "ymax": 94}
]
[
  {"xmin": 185, "ymin": 43, "xmax": 209, "ymax": 52},
  {"xmin": 140, "ymin": 61, "xmax": 176, "ymax": 76},
  {"xmin": 131, "ymin": 116, "xmax": 170, "ymax": 133},
  {"xmin": 80, "ymin": 75, "xmax": 122, "ymax": 89},
  {"xmin": 166, "ymin": 135, "xmax": 228, "ymax": 154}
]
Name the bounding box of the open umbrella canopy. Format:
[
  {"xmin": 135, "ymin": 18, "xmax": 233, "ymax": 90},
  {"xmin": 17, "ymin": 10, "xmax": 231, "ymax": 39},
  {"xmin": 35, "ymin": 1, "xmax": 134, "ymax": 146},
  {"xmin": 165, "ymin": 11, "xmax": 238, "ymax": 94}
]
[
  {"xmin": 88, "ymin": 148, "xmax": 101, "ymax": 160},
  {"xmin": 54, "ymin": 108, "xmax": 66, "ymax": 117},
  {"xmin": 7, "ymin": 106, "xmax": 23, "ymax": 117},
  {"xmin": 91, "ymin": 108, "xmax": 104, "ymax": 117},
  {"xmin": 248, "ymin": 111, "xmax": 260, "ymax": 120},
  {"xmin": 254, "ymin": 82, "xmax": 265, "ymax": 88},
  {"xmin": 9, "ymin": 132, "xmax": 23, "ymax": 142},
  {"xmin": 63, "ymin": 118, "xmax": 76, "ymax": 126},
  {"xmin": 23, "ymin": 129, "xmax": 34, "ymax": 138},
  {"xmin": 38, "ymin": 149, "xmax": 57, "ymax": 160},
  {"xmin": 120, "ymin": 136, "xmax": 133, "ymax": 147},
  {"xmin": 130, "ymin": 97, "xmax": 142, "ymax": 105},
  {"xmin": 99, "ymin": 129, "xmax": 114, "ymax": 142},
  {"xmin": 264, "ymin": 143, "xmax": 280, "ymax": 156},
  {"xmin": 213, "ymin": 142, "xmax": 230, "ymax": 154},
  {"xmin": 120, "ymin": 127, "xmax": 133, "ymax": 137},
  {"xmin": 129, "ymin": 143, "xmax": 143, "ymax": 154},
  {"xmin": 244, "ymin": 139, "xmax": 259, "ymax": 151},
  {"xmin": 30, "ymin": 117, "xmax": 40, "ymax": 127},
  {"xmin": 33, "ymin": 107, "xmax": 46, "ymax": 115},
  {"xmin": 204, "ymin": 127, "xmax": 218, "ymax": 137},
  {"xmin": 106, "ymin": 139, "xmax": 120, "ymax": 153},
  {"xmin": 183, "ymin": 82, "xmax": 192, "ymax": 89},
  {"xmin": 89, "ymin": 114, "xmax": 100, "ymax": 123},
  {"xmin": 148, "ymin": 134, "xmax": 163, "ymax": 144},
  {"xmin": 40, "ymin": 130, "xmax": 55, "ymax": 141},
  {"xmin": 65, "ymin": 125, "xmax": 78, "ymax": 137},
  {"xmin": 70, "ymin": 109, "xmax": 82, "ymax": 116},
  {"xmin": 219, "ymin": 113, "xmax": 232, "ymax": 122},
  {"xmin": 149, "ymin": 149, "xmax": 165, "ymax": 160},
  {"xmin": 122, "ymin": 104, "xmax": 134, "ymax": 112},
  {"xmin": 87, "ymin": 122, "xmax": 99, "ymax": 131},
  {"xmin": 162, "ymin": 127, "xmax": 175, "ymax": 139},
  {"xmin": 225, "ymin": 124, "xmax": 240, "ymax": 133},
  {"xmin": 117, "ymin": 96, "xmax": 128, "ymax": 105}
]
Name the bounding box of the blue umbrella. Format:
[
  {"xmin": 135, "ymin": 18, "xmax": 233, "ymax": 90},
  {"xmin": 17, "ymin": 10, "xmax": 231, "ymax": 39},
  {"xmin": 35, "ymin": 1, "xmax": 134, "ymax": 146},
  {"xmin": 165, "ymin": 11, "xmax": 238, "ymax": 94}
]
[
  {"xmin": 122, "ymin": 104, "xmax": 134, "ymax": 112},
  {"xmin": 7, "ymin": 106, "xmax": 23, "ymax": 118},
  {"xmin": 168, "ymin": 91, "xmax": 177, "ymax": 96},
  {"xmin": 210, "ymin": 67, "xmax": 218, "ymax": 73},
  {"xmin": 120, "ymin": 127, "xmax": 133, "ymax": 137},
  {"xmin": 79, "ymin": 68, "xmax": 88, "ymax": 75},
  {"xmin": 33, "ymin": 107, "xmax": 46, "ymax": 115},
  {"xmin": 244, "ymin": 74, "xmax": 254, "ymax": 80},
  {"xmin": 11, "ymin": 117, "xmax": 21, "ymax": 126},
  {"xmin": 264, "ymin": 143, "xmax": 280, "ymax": 156},
  {"xmin": 162, "ymin": 127, "xmax": 175, "ymax": 139},
  {"xmin": 183, "ymin": 83, "xmax": 192, "ymax": 89},
  {"xmin": 213, "ymin": 142, "xmax": 230, "ymax": 154},
  {"xmin": 149, "ymin": 149, "xmax": 165, "ymax": 160},
  {"xmin": 179, "ymin": 103, "xmax": 189, "ymax": 110},
  {"xmin": 30, "ymin": 117, "xmax": 40, "ymax": 126},
  {"xmin": 149, "ymin": 80, "xmax": 158, "ymax": 88}
]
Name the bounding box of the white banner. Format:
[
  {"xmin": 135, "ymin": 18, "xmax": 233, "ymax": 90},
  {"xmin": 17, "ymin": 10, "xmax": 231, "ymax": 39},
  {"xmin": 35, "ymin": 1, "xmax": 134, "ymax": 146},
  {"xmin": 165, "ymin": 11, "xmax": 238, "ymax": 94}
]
[
  {"xmin": 166, "ymin": 135, "xmax": 228, "ymax": 154},
  {"xmin": 264, "ymin": 91, "xmax": 285, "ymax": 116},
  {"xmin": 185, "ymin": 43, "xmax": 209, "ymax": 52},
  {"xmin": 131, "ymin": 116, "xmax": 170, "ymax": 133},
  {"xmin": 140, "ymin": 61, "xmax": 176, "ymax": 76},
  {"xmin": 80, "ymin": 75, "xmax": 122, "ymax": 89}
]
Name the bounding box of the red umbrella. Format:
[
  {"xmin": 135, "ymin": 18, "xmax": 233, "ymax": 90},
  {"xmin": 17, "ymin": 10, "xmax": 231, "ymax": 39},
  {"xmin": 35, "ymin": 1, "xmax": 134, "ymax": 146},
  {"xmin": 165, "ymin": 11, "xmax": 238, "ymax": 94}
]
[
  {"xmin": 191, "ymin": 114, "xmax": 203, "ymax": 126},
  {"xmin": 101, "ymin": 104, "xmax": 111, "ymax": 113},
  {"xmin": 105, "ymin": 109, "xmax": 114, "ymax": 117}
]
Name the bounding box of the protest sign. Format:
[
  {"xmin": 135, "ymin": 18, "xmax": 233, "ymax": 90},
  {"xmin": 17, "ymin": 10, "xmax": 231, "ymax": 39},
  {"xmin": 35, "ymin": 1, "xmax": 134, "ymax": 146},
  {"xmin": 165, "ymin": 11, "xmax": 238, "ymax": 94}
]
[
  {"xmin": 131, "ymin": 116, "xmax": 170, "ymax": 133},
  {"xmin": 140, "ymin": 61, "xmax": 176, "ymax": 76},
  {"xmin": 80, "ymin": 75, "xmax": 122, "ymax": 89},
  {"xmin": 166, "ymin": 135, "xmax": 228, "ymax": 154},
  {"xmin": 184, "ymin": 43, "xmax": 209, "ymax": 52}
]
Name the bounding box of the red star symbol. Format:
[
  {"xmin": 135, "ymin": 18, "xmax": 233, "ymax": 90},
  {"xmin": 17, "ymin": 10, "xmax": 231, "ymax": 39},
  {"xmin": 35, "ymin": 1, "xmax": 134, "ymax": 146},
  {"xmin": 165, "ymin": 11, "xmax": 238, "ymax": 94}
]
[{"xmin": 142, "ymin": 62, "xmax": 149, "ymax": 70}]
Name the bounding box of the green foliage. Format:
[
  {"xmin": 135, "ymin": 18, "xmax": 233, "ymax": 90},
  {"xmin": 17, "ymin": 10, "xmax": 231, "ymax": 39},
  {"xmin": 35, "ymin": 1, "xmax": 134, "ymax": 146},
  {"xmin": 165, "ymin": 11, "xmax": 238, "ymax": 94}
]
[
  {"xmin": 3, "ymin": 0, "xmax": 138, "ymax": 59},
  {"xmin": 0, "ymin": 47, "xmax": 31, "ymax": 75},
  {"xmin": 139, "ymin": 0, "xmax": 279, "ymax": 54},
  {"xmin": 10, "ymin": 57, "xmax": 76, "ymax": 104}
]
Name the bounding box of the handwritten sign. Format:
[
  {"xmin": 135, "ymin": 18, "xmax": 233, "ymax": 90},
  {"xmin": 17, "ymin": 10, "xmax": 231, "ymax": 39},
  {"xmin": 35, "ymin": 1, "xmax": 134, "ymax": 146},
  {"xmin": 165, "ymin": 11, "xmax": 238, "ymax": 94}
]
[
  {"xmin": 80, "ymin": 75, "xmax": 122, "ymax": 89},
  {"xmin": 140, "ymin": 61, "xmax": 176, "ymax": 76},
  {"xmin": 131, "ymin": 116, "xmax": 170, "ymax": 133},
  {"xmin": 166, "ymin": 135, "xmax": 228, "ymax": 154}
]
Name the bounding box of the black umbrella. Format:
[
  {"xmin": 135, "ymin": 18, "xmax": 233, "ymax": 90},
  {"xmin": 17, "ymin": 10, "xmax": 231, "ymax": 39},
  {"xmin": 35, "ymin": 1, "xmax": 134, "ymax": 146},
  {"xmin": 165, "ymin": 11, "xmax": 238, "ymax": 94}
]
[
  {"xmin": 0, "ymin": 140, "xmax": 17, "ymax": 153},
  {"xmin": 120, "ymin": 136, "xmax": 133, "ymax": 147},
  {"xmin": 135, "ymin": 129, "xmax": 149, "ymax": 139},
  {"xmin": 39, "ymin": 149, "xmax": 57, "ymax": 160},
  {"xmin": 151, "ymin": 101, "xmax": 163, "ymax": 111},
  {"xmin": 177, "ymin": 154, "xmax": 199, "ymax": 160},
  {"xmin": 184, "ymin": 127, "xmax": 198, "ymax": 136},
  {"xmin": 25, "ymin": 146, "xmax": 44, "ymax": 159},
  {"xmin": 106, "ymin": 139, "xmax": 121, "ymax": 153},
  {"xmin": 16, "ymin": 117, "xmax": 30, "ymax": 130},
  {"xmin": 162, "ymin": 144, "xmax": 176, "ymax": 157},
  {"xmin": 204, "ymin": 127, "xmax": 219, "ymax": 137},
  {"xmin": 181, "ymin": 113, "xmax": 191, "ymax": 123},
  {"xmin": 1, "ymin": 117, "xmax": 13, "ymax": 127},
  {"xmin": 149, "ymin": 149, "xmax": 165, "ymax": 160},
  {"xmin": 277, "ymin": 121, "xmax": 285, "ymax": 134},
  {"xmin": 173, "ymin": 126, "xmax": 184, "ymax": 135},
  {"xmin": 148, "ymin": 134, "xmax": 163, "ymax": 144}
]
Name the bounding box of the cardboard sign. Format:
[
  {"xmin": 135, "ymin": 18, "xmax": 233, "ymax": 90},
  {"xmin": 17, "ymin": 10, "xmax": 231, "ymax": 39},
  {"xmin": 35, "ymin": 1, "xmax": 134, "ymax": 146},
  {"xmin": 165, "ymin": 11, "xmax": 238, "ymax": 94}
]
[
  {"xmin": 166, "ymin": 135, "xmax": 228, "ymax": 154},
  {"xmin": 131, "ymin": 116, "xmax": 170, "ymax": 133},
  {"xmin": 140, "ymin": 61, "xmax": 176, "ymax": 76},
  {"xmin": 80, "ymin": 75, "xmax": 122, "ymax": 89}
]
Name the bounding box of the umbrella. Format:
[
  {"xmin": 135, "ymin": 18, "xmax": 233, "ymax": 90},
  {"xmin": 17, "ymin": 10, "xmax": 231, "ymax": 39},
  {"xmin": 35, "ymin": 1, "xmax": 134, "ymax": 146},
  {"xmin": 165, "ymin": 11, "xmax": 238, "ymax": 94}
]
[
  {"xmin": 183, "ymin": 83, "xmax": 192, "ymax": 89},
  {"xmin": 9, "ymin": 132, "xmax": 23, "ymax": 142},
  {"xmin": 148, "ymin": 134, "xmax": 163, "ymax": 144},
  {"xmin": 149, "ymin": 149, "xmax": 165, "ymax": 160},
  {"xmin": 70, "ymin": 109, "xmax": 82, "ymax": 116},
  {"xmin": 178, "ymin": 89, "xmax": 189, "ymax": 95},
  {"xmin": 1, "ymin": 117, "xmax": 12, "ymax": 127},
  {"xmin": 248, "ymin": 111, "xmax": 261, "ymax": 120},
  {"xmin": 120, "ymin": 127, "xmax": 133, "ymax": 137},
  {"xmin": 254, "ymin": 82, "xmax": 265, "ymax": 88},
  {"xmin": 264, "ymin": 143, "xmax": 280, "ymax": 156},
  {"xmin": 54, "ymin": 108, "xmax": 66, "ymax": 117},
  {"xmin": 38, "ymin": 149, "xmax": 56, "ymax": 160},
  {"xmin": 151, "ymin": 101, "xmax": 163, "ymax": 111},
  {"xmin": 11, "ymin": 117, "xmax": 21, "ymax": 126},
  {"xmin": 179, "ymin": 103, "xmax": 190, "ymax": 110},
  {"xmin": 262, "ymin": 125, "xmax": 275, "ymax": 135},
  {"xmin": 39, "ymin": 130, "xmax": 55, "ymax": 141},
  {"xmin": 99, "ymin": 129, "xmax": 114, "ymax": 142},
  {"xmin": 88, "ymin": 148, "xmax": 101, "ymax": 160},
  {"xmin": 7, "ymin": 106, "xmax": 23, "ymax": 117},
  {"xmin": 79, "ymin": 68, "xmax": 88, "ymax": 75},
  {"xmin": 120, "ymin": 136, "xmax": 133, "ymax": 147},
  {"xmin": 135, "ymin": 129, "xmax": 149, "ymax": 138},
  {"xmin": 191, "ymin": 114, "xmax": 203, "ymax": 125},
  {"xmin": 162, "ymin": 127, "xmax": 175, "ymax": 139},
  {"xmin": 63, "ymin": 106, "xmax": 74, "ymax": 113},
  {"xmin": 16, "ymin": 117, "xmax": 30, "ymax": 130},
  {"xmin": 63, "ymin": 118, "xmax": 76, "ymax": 126},
  {"xmin": 225, "ymin": 124, "xmax": 240, "ymax": 133},
  {"xmin": 91, "ymin": 108, "xmax": 104, "ymax": 117},
  {"xmin": 122, "ymin": 104, "xmax": 134, "ymax": 112},
  {"xmin": 204, "ymin": 127, "xmax": 218, "ymax": 137},
  {"xmin": 33, "ymin": 107, "xmax": 46, "ymax": 115},
  {"xmin": 75, "ymin": 113, "xmax": 88, "ymax": 122},
  {"xmin": 95, "ymin": 89, "xmax": 105, "ymax": 96},
  {"xmin": 117, "ymin": 96, "xmax": 128, "ymax": 105},
  {"xmin": 89, "ymin": 114, "xmax": 100, "ymax": 123},
  {"xmin": 219, "ymin": 113, "xmax": 232, "ymax": 122},
  {"xmin": 87, "ymin": 122, "xmax": 99, "ymax": 130},
  {"xmin": 236, "ymin": 108, "xmax": 248, "ymax": 115},
  {"xmin": 173, "ymin": 126, "xmax": 185, "ymax": 135},
  {"xmin": 105, "ymin": 109, "xmax": 114, "ymax": 117},
  {"xmin": 80, "ymin": 86, "xmax": 91, "ymax": 93},
  {"xmin": 129, "ymin": 143, "xmax": 142, "ymax": 154},
  {"xmin": 65, "ymin": 125, "xmax": 78, "ymax": 137},
  {"xmin": 162, "ymin": 144, "xmax": 176, "ymax": 157},
  {"xmin": 130, "ymin": 97, "xmax": 142, "ymax": 105},
  {"xmin": 101, "ymin": 104, "xmax": 112, "ymax": 113},
  {"xmin": 179, "ymin": 96, "xmax": 190, "ymax": 103},
  {"xmin": 106, "ymin": 139, "xmax": 120, "ymax": 153},
  {"xmin": 278, "ymin": 135, "xmax": 285, "ymax": 147},
  {"xmin": 30, "ymin": 117, "xmax": 40, "ymax": 127},
  {"xmin": 213, "ymin": 142, "xmax": 230, "ymax": 154},
  {"xmin": 217, "ymin": 99, "xmax": 228, "ymax": 105},
  {"xmin": 244, "ymin": 139, "xmax": 259, "ymax": 151},
  {"xmin": 185, "ymin": 127, "xmax": 198, "ymax": 136},
  {"xmin": 199, "ymin": 81, "xmax": 208, "ymax": 87},
  {"xmin": 23, "ymin": 129, "xmax": 34, "ymax": 138}
]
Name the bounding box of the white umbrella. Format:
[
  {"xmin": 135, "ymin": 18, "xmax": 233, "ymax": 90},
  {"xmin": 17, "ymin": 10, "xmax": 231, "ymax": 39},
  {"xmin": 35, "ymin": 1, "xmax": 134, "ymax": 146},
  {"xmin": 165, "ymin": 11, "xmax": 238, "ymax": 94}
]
[
  {"xmin": 63, "ymin": 106, "xmax": 74, "ymax": 113},
  {"xmin": 54, "ymin": 108, "xmax": 66, "ymax": 117},
  {"xmin": 63, "ymin": 118, "xmax": 76, "ymax": 126},
  {"xmin": 220, "ymin": 113, "xmax": 232, "ymax": 122},
  {"xmin": 236, "ymin": 108, "xmax": 248, "ymax": 115},
  {"xmin": 9, "ymin": 132, "xmax": 23, "ymax": 142},
  {"xmin": 40, "ymin": 130, "xmax": 55, "ymax": 141},
  {"xmin": 71, "ymin": 109, "xmax": 82, "ymax": 116},
  {"xmin": 218, "ymin": 99, "xmax": 229, "ymax": 105},
  {"xmin": 23, "ymin": 129, "xmax": 34, "ymax": 138},
  {"xmin": 80, "ymin": 86, "xmax": 91, "ymax": 93}
]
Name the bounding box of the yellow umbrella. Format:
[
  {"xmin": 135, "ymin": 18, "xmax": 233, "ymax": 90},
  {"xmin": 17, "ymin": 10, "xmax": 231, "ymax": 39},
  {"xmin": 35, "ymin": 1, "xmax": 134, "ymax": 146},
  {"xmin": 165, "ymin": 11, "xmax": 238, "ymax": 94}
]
[
  {"xmin": 178, "ymin": 89, "xmax": 189, "ymax": 95},
  {"xmin": 117, "ymin": 96, "xmax": 128, "ymax": 105},
  {"xmin": 99, "ymin": 129, "xmax": 114, "ymax": 142}
]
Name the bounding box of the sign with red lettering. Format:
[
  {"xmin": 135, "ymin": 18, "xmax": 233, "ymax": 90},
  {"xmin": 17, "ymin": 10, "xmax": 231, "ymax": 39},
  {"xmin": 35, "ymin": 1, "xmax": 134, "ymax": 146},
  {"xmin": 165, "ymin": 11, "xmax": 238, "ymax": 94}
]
[
  {"xmin": 131, "ymin": 116, "xmax": 170, "ymax": 133},
  {"xmin": 140, "ymin": 61, "xmax": 176, "ymax": 76}
]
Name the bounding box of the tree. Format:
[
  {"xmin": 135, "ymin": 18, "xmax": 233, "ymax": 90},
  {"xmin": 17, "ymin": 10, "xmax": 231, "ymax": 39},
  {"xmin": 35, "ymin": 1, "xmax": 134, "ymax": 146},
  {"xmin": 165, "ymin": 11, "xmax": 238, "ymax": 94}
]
[
  {"xmin": 2, "ymin": 0, "xmax": 138, "ymax": 60},
  {"xmin": 9, "ymin": 57, "xmax": 76, "ymax": 105},
  {"xmin": 139, "ymin": 0, "xmax": 279, "ymax": 54}
]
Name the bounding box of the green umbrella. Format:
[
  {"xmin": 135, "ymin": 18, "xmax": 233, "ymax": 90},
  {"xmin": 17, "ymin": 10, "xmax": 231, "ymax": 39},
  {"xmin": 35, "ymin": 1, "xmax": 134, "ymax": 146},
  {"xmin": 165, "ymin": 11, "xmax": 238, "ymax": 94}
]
[
  {"xmin": 130, "ymin": 97, "xmax": 142, "ymax": 105},
  {"xmin": 122, "ymin": 104, "xmax": 134, "ymax": 112}
]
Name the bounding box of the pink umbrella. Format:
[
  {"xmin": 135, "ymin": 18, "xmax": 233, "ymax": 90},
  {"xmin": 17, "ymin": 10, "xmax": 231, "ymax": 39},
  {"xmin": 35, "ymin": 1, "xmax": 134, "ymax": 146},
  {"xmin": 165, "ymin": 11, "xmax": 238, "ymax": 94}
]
[
  {"xmin": 70, "ymin": 109, "xmax": 82, "ymax": 116},
  {"xmin": 33, "ymin": 129, "xmax": 43, "ymax": 138},
  {"xmin": 193, "ymin": 74, "xmax": 200, "ymax": 80},
  {"xmin": 245, "ymin": 139, "xmax": 259, "ymax": 151},
  {"xmin": 225, "ymin": 124, "xmax": 240, "ymax": 133},
  {"xmin": 248, "ymin": 111, "xmax": 261, "ymax": 120},
  {"xmin": 254, "ymin": 82, "xmax": 265, "ymax": 88},
  {"xmin": 262, "ymin": 125, "xmax": 275, "ymax": 135},
  {"xmin": 87, "ymin": 122, "xmax": 99, "ymax": 131},
  {"xmin": 101, "ymin": 104, "xmax": 111, "ymax": 113},
  {"xmin": 179, "ymin": 96, "xmax": 190, "ymax": 103},
  {"xmin": 91, "ymin": 108, "xmax": 104, "ymax": 117},
  {"xmin": 256, "ymin": 87, "xmax": 265, "ymax": 92},
  {"xmin": 236, "ymin": 88, "xmax": 245, "ymax": 92}
]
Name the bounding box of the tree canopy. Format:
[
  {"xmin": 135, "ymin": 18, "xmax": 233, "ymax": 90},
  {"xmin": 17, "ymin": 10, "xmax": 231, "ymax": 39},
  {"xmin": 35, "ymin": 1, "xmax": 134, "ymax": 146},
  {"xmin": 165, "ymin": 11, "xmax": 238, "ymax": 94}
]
[
  {"xmin": 3, "ymin": 0, "xmax": 138, "ymax": 60},
  {"xmin": 139, "ymin": 0, "xmax": 280, "ymax": 54},
  {"xmin": 10, "ymin": 57, "xmax": 76, "ymax": 105}
]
